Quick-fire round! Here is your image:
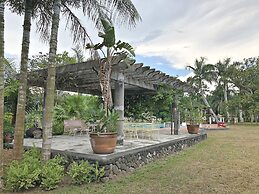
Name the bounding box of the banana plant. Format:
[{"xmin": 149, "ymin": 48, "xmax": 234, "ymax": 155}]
[{"xmin": 86, "ymin": 19, "xmax": 135, "ymax": 115}]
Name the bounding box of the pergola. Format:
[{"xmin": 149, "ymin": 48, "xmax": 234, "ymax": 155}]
[{"xmin": 28, "ymin": 57, "xmax": 195, "ymax": 143}]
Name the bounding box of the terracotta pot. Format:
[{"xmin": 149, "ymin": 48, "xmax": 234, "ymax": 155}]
[
  {"xmin": 89, "ymin": 132, "xmax": 117, "ymax": 154},
  {"xmin": 187, "ymin": 124, "xmax": 199, "ymax": 134}
]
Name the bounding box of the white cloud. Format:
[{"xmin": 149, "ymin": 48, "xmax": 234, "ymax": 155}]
[
  {"xmin": 129, "ymin": 0, "xmax": 259, "ymax": 69},
  {"xmin": 4, "ymin": 0, "xmax": 259, "ymax": 73}
]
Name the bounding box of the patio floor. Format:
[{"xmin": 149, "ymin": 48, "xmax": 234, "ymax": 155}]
[{"xmin": 23, "ymin": 127, "xmax": 205, "ymax": 156}]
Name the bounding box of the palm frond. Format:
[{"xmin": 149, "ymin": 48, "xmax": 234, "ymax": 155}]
[
  {"xmin": 103, "ymin": 0, "xmax": 142, "ymax": 28},
  {"xmin": 34, "ymin": 1, "xmax": 53, "ymax": 42},
  {"xmin": 61, "ymin": 3, "xmax": 92, "ymax": 46},
  {"xmin": 81, "ymin": 0, "xmax": 111, "ymax": 29},
  {"xmin": 186, "ymin": 65, "xmax": 195, "ymax": 71}
]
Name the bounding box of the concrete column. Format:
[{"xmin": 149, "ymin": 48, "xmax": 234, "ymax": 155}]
[
  {"xmin": 177, "ymin": 111, "xmax": 181, "ymax": 130},
  {"xmin": 239, "ymin": 109, "xmax": 244, "ymax": 122},
  {"xmin": 173, "ymin": 96, "xmax": 179, "ymax": 135},
  {"xmin": 209, "ymin": 117, "xmax": 212, "ymax": 124},
  {"xmin": 113, "ymin": 73, "xmax": 124, "ymax": 145}
]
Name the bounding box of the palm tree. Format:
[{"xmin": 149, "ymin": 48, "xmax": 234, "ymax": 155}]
[
  {"xmin": 187, "ymin": 57, "xmax": 219, "ymax": 123},
  {"xmin": 86, "ymin": 19, "xmax": 135, "ymax": 114},
  {"xmin": 0, "ymin": 1, "xmax": 4, "ymax": 189},
  {"xmin": 215, "ymin": 58, "xmax": 231, "ymax": 121},
  {"xmin": 8, "ymin": 0, "xmax": 51, "ymax": 160},
  {"xmin": 42, "ymin": 0, "xmax": 61, "ymax": 161},
  {"xmin": 42, "ymin": 0, "xmax": 141, "ymax": 160},
  {"xmin": 12, "ymin": 0, "xmax": 33, "ymax": 160}
]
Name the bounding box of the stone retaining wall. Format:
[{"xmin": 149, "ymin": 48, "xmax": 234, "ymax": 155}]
[
  {"xmin": 48, "ymin": 133, "xmax": 207, "ymax": 181},
  {"xmin": 102, "ymin": 133, "xmax": 207, "ymax": 180}
]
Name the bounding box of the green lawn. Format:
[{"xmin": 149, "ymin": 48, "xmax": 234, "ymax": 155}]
[{"xmin": 22, "ymin": 125, "xmax": 259, "ymax": 193}]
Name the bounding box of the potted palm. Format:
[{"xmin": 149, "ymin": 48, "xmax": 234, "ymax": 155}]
[
  {"xmin": 184, "ymin": 96, "xmax": 204, "ymax": 134},
  {"xmin": 86, "ymin": 19, "xmax": 135, "ymax": 153},
  {"xmin": 186, "ymin": 110, "xmax": 203, "ymax": 134},
  {"xmin": 89, "ymin": 109, "xmax": 119, "ymax": 154}
]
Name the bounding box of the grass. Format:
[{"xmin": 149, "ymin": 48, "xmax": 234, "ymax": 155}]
[{"xmin": 9, "ymin": 125, "xmax": 259, "ymax": 194}]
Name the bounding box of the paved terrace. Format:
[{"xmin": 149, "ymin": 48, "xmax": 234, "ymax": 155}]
[
  {"xmin": 24, "ymin": 128, "xmax": 207, "ymax": 179},
  {"xmin": 24, "ymin": 128, "xmax": 206, "ymax": 159}
]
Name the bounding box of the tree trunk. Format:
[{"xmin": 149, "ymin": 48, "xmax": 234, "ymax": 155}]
[
  {"xmin": 42, "ymin": 0, "xmax": 61, "ymax": 161},
  {"xmin": 0, "ymin": 2, "xmax": 4, "ymax": 189},
  {"xmin": 14, "ymin": 0, "xmax": 32, "ymax": 160},
  {"xmin": 99, "ymin": 48, "xmax": 113, "ymax": 115},
  {"xmin": 224, "ymin": 83, "xmax": 230, "ymax": 122},
  {"xmin": 200, "ymin": 92, "xmax": 219, "ymax": 123}
]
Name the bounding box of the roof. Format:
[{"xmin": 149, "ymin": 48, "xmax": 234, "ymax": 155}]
[{"xmin": 27, "ymin": 58, "xmax": 195, "ymax": 95}]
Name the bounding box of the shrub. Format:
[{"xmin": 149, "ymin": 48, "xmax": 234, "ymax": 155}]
[
  {"xmin": 4, "ymin": 147, "xmax": 41, "ymax": 192},
  {"xmin": 68, "ymin": 161, "xmax": 105, "ymax": 185},
  {"xmin": 39, "ymin": 156, "xmax": 65, "ymax": 190},
  {"xmin": 68, "ymin": 161, "xmax": 94, "ymax": 185},
  {"xmin": 91, "ymin": 162, "xmax": 105, "ymax": 182},
  {"xmin": 53, "ymin": 120, "xmax": 64, "ymax": 135},
  {"xmin": 4, "ymin": 148, "xmax": 65, "ymax": 192}
]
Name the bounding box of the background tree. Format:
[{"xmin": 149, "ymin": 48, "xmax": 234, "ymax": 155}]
[
  {"xmin": 207, "ymin": 85, "xmax": 224, "ymax": 115},
  {"xmin": 187, "ymin": 57, "xmax": 219, "ymax": 123},
  {"xmin": 228, "ymin": 57, "xmax": 259, "ymax": 122},
  {"xmin": 215, "ymin": 58, "xmax": 231, "ymax": 121},
  {"xmin": 12, "ymin": 0, "xmax": 33, "ymax": 160}
]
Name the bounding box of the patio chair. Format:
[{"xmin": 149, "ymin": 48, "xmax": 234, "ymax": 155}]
[{"xmin": 64, "ymin": 119, "xmax": 89, "ymax": 135}]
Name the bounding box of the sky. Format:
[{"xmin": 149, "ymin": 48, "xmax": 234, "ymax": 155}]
[{"xmin": 4, "ymin": 0, "xmax": 259, "ymax": 81}]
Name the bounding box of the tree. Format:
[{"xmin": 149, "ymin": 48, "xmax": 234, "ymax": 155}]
[
  {"xmin": 4, "ymin": 0, "xmax": 53, "ymax": 160},
  {"xmin": 226, "ymin": 57, "xmax": 259, "ymax": 122},
  {"xmin": 0, "ymin": 1, "xmax": 4, "ymax": 189},
  {"xmin": 207, "ymin": 84, "xmax": 224, "ymax": 115},
  {"xmin": 42, "ymin": 0, "xmax": 61, "ymax": 161},
  {"xmin": 13, "ymin": 0, "xmax": 33, "ymax": 160},
  {"xmin": 187, "ymin": 57, "xmax": 219, "ymax": 123},
  {"xmin": 42, "ymin": 0, "xmax": 141, "ymax": 160},
  {"xmin": 215, "ymin": 58, "xmax": 231, "ymax": 121},
  {"xmin": 86, "ymin": 19, "xmax": 135, "ymax": 114}
]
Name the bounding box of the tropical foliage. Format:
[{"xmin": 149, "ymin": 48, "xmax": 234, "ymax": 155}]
[
  {"xmin": 53, "ymin": 94, "xmax": 101, "ymax": 135},
  {"xmin": 86, "ymin": 19, "xmax": 135, "ymax": 115},
  {"xmin": 187, "ymin": 56, "xmax": 259, "ymax": 123}
]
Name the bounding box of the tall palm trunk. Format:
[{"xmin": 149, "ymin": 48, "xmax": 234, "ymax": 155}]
[
  {"xmin": 200, "ymin": 92, "xmax": 219, "ymax": 123},
  {"xmin": 42, "ymin": 0, "xmax": 61, "ymax": 161},
  {"xmin": 223, "ymin": 82, "xmax": 230, "ymax": 121},
  {"xmin": 14, "ymin": 0, "xmax": 32, "ymax": 160},
  {"xmin": 0, "ymin": 2, "xmax": 4, "ymax": 189}
]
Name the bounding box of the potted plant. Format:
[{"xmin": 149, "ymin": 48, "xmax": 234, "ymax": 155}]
[
  {"xmin": 86, "ymin": 19, "xmax": 135, "ymax": 148},
  {"xmin": 186, "ymin": 109, "xmax": 203, "ymax": 134},
  {"xmin": 184, "ymin": 95, "xmax": 204, "ymax": 134},
  {"xmin": 89, "ymin": 109, "xmax": 119, "ymax": 154}
]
